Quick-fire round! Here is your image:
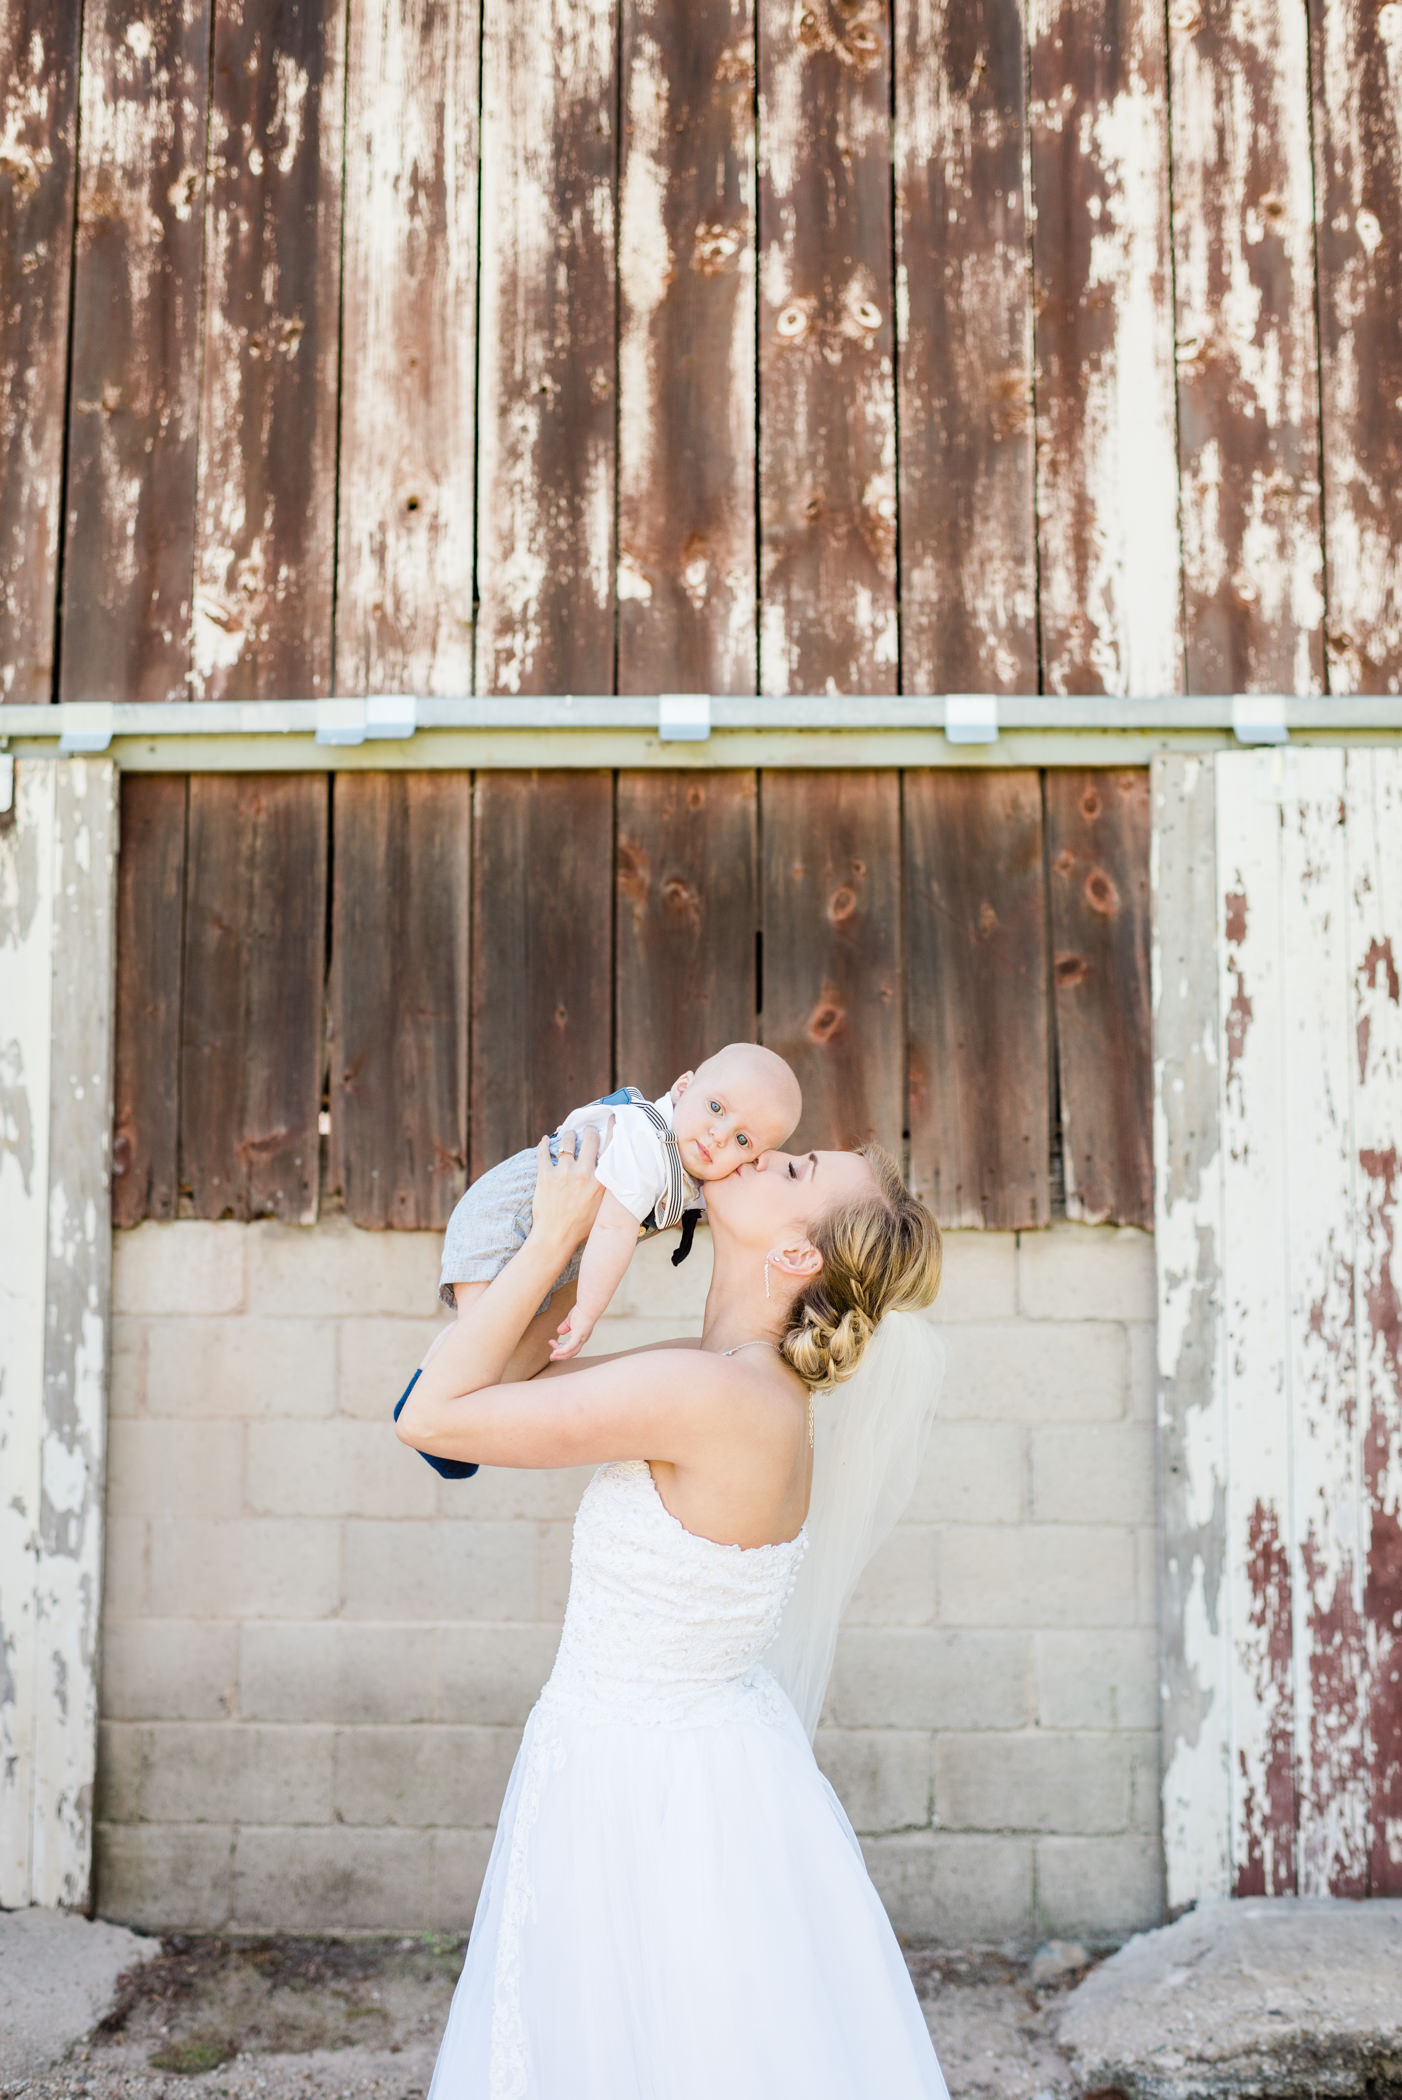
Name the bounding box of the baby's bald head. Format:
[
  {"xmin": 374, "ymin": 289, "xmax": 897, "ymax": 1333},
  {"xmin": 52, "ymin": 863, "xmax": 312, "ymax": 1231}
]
[
  {"xmin": 694, "ymin": 1043, "xmax": 802, "ymax": 1144},
  {"xmin": 669, "ymin": 1043, "xmax": 803, "ymax": 1180}
]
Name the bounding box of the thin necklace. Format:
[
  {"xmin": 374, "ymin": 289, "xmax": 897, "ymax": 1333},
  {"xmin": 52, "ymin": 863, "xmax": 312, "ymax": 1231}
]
[{"xmin": 721, "ymin": 1339, "xmax": 815, "ymax": 1451}]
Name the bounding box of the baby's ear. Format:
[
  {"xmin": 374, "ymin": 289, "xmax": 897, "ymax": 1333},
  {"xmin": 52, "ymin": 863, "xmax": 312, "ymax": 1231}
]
[{"xmin": 671, "ymin": 1070, "xmax": 695, "ymax": 1098}]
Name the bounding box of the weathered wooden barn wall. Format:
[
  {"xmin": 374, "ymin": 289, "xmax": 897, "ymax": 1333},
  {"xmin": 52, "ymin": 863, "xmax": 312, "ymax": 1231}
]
[
  {"xmin": 1154, "ymin": 748, "xmax": 1402, "ymax": 1908},
  {"xmin": 3, "ymin": 0, "xmax": 1400, "ymax": 704},
  {"xmin": 112, "ymin": 764, "xmax": 1153, "ymax": 1232}
]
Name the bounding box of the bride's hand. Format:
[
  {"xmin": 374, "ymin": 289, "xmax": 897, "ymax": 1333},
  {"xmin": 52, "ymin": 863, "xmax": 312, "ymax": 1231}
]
[{"xmin": 528, "ymin": 1124, "xmax": 606, "ymax": 1254}]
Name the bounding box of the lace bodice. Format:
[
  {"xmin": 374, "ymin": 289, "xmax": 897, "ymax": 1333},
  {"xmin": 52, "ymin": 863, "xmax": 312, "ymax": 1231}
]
[{"xmin": 539, "ymin": 1459, "xmax": 808, "ymax": 1727}]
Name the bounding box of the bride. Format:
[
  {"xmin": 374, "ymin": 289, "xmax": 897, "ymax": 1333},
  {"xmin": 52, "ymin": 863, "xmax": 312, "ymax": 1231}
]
[{"xmin": 396, "ymin": 1125, "xmax": 950, "ymax": 2099}]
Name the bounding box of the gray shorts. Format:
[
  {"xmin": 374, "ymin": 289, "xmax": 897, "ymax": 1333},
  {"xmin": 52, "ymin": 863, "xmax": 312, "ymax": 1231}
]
[{"xmin": 438, "ymin": 1138, "xmax": 584, "ymax": 1313}]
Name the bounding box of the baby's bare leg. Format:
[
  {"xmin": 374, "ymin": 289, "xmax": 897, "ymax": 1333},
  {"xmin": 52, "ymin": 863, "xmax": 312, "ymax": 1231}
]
[{"xmin": 421, "ymin": 1279, "xmax": 579, "ymax": 1382}]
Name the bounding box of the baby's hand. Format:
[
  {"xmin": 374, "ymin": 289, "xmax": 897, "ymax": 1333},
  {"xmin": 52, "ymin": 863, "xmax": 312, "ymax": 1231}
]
[{"xmin": 549, "ymin": 1304, "xmax": 596, "ymax": 1362}]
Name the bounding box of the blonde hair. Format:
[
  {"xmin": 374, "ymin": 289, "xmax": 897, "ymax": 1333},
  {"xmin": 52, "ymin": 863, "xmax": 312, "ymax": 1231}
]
[{"xmin": 780, "ymin": 1146, "xmax": 943, "ymax": 1391}]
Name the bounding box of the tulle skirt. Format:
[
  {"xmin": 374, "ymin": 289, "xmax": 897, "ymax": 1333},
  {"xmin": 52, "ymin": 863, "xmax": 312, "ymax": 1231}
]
[{"xmin": 428, "ymin": 1678, "xmax": 949, "ymax": 2100}]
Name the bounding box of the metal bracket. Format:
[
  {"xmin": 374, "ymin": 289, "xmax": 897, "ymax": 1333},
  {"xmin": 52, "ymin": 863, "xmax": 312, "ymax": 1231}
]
[
  {"xmin": 57, "ymin": 702, "xmax": 116, "ymax": 754},
  {"xmin": 364, "ymin": 693, "xmax": 418, "ymax": 740},
  {"xmin": 1231, "ymin": 695, "xmax": 1289, "ymax": 746},
  {"xmin": 944, "ymin": 693, "xmax": 999, "ymax": 745},
  {"xmin": 658, "ymin": 693, "xmax": 712, "ymax": 742}
]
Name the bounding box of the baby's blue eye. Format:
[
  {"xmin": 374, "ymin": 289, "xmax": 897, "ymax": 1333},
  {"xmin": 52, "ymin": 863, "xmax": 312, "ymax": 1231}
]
[
  {"xmin": 709, "ymin": 1100, "xmax": 721, "ymax": 1113},
  {"xmin": 737, "ymin": 1134, "xmax": 750, "ymax": 1148}
]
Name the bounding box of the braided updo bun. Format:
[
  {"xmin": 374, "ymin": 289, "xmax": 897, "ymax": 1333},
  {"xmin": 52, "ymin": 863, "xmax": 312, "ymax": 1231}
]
[{"xmin": 779, "ymin": 1146, "xmax": 943, "ymax": 1390}]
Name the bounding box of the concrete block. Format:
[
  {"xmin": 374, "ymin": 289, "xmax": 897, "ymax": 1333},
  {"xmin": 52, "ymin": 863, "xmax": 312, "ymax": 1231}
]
[
  {"xmin": 247, "ymin": 1217, "xmax": 441, "ymax": 1319},
  {"xmin": 862, "ymin": 1832, "xmax": 1034, "ymax": 1945},
  {"xmin": 537, "ymin": 1521, "xmax": 574, "ymax": 1617},
  {"xmin": 844, "ymin": 1525, "xmax": 938, "ymax": 1626},
  {"xmin": 814, "ymin": 1729, "xmax": 932, "ymax": 1834},
  {"xmin": 1034, "ymin": 1630, "xmax": 1159, "ymax": 1731},
  {"xmin": 337, "ymin": 1316, "xmax": 451, "ymax": 1419},
  {"xmin": 1128, "ymin": 1730, "xmax": 1162, "ymax": 1836},
  {"xmin": 939, "ymin": 1525, "xmax": 1137, "ymax": 1628},
  {"xmin": 104, "ymin": 1721, "xmax": 334, "ymax": 1824},
  {"xmin": 1127, "ymin": 1319, "xmax": 1158, "ymax": 1423},
  {"xmin": 1017, "ymin": 1224, "xmax": 1156, "ymax": 1323},
  {"xmin": 927, "ymin": 1233, "xmax": 1018, "ymax": 1322},
  {"xmin": 1029, "ymin": 1423, "xmax": 1157, "ymax": 1525},
  {"xmin": 145, "ymin": 1316, "xmax": 337, "ymax": 1419},
  {"xmin": 935, "ymin": 1731, "xmax": 1132, "ymax": 1835},
  {"xmin": 95, "ymin": 1721, "xmax": 145, "ymax": 1823},
  {"xmin": 113, "ymin": 1223, "xmax": 247, "ymax": 1317},
  {"xmin": 1136, "ymin": 1526, "xmax": 1162, "ymax": 1625},
  {"xmin": 245, "ymin": 1419, "xmax": 438, "ymax": 1519},
  {"xmin": 606, "ymin": 1228, "xmax": 712, "ymax": 1320},
  {"xmin": 905, "ymin": 1422, "xmax": 1024, "ymax": 1525},
  {"xmin": 101, "ymin": 1619, "xmax": 237, "ymax": 1722},
  {"xmin": 95, "ymin": 1821, "xmax": 235, "ymax": 1932},
  {"xmin": 579, "ymin": 1317, "xmax": 697, "ymax": 1359},
  {"xmin": 446, "ymin": 1465, "xmax": 594, "ymax": 1523},
  {"xmin": 430, "ymin": 1829, "xmax": 497, "ymax": 1931},
  {"xmin": 1034, "ymin": 1835, "xmax": 1164, "ymax": 1941},
  {"xmin": 148, "ymin": 1517, "xmax": 342, "ymax": 1620},
  {"xmin": 342, "ymin": 1521, "xmax": 539, "ymax": 1622},
  {"xmin": 240, "ymin": 1622, "xmax": 437, "ymax": 1724},
  {"xmin": 333, "ymin": 1724, "xmax": 521, "ymax": 1827},
  {"xmin": 827, "ymin": 1629, "xmax": 1031, "ymax": 1731},
  {"xmin": 108, "ymin": 1322, "xmax": 145, "ymax": 1416},
  {"xmin": 102, "ymin": 1516, "xmax": 149, "ymax": 1619},
  {"xmin": 938, "ymin": 1322, "xmax": 1127, "ymax": 1423},
  {"xmin": 436, "ymin": 1625, "xmax": 560, "ymax": 1725},
  {"xmin": 232, "ymin": 1825, "xmax": 434, "ymax": 1933},
  {"xmin": 105, "ymin": 1417, "xmax": 245, "ymax": 1520}
]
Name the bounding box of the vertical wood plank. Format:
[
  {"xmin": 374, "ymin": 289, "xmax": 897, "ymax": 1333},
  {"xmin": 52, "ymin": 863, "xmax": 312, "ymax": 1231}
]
[
  {"xmin": 1309, "ymin": 0, "xmax": 1402, "ymax": 692},
  {"xmin": 0, "ymin": 0, "xmax": 82, "ymax": 701},
  {"xmin": 33, "ymin": 761, "xmax": 118, "ymax": 1908},
  {"xmin": 616, "ymin": 772, "xmax": 758, "ymax": 1090},
  {"xmin": 757, "ymin": 1, "xmax": 897, "ymax": 696},
  {"xmin": 0, "ymin": 762, "xmax": 57, "ymax": 1903},
  {"xmin": 1169, "ymin": 0, "xmax": 1324, "ymax": 695},
  {"xmin": 475, "ymin": 0, "xmax": 617, "ymax": 696},
  {"xmin": 470, "ymin": 773, "xmax": 614, "ymax": 1177},
  {"xmin": 113, "ymin": 774, "xmax": 188, "ymax": 1225},
  {"xmin": 905, "ymin": 770, "xmax": 1049, "ymax": 1229},
  {"xmin": 1280, "ymin": 752, "xmax": 1367, "ymax": 1894},
  {"xmin": 1347, "ymin": 750, "xmax": 1402, "ymax": 1891},
  {"xmin": 759, "ymin": 771, "xmax": 901, "ymax": 1154},
  {"xmin": 190, "ymin": 0, "xmax": 345, "ymax": 698},
  {"xmin": 1152, "ymin": 753, "xmax": 1232, "ymax": 1909},
  {"xmin": 334, "ymin": 0, "xmax": 478, "ymax": 695},
  {"xmin": 617, "ymin": 0, "xmax": 756, "ymax": 697},
  {"xmin": 59, "ymin": 0, "xmax": 210, "ymax": 703},
  {"xmin": 180, "ymin": 775, "xmax": 328, "ymax": 1221},
  {"xmin": 1216, "ymin": 750, "xmax": 1297, "ymax": 1895},
  {"xmin": 1046, "ymin": 769, "xmax": 1153, "ymax": 1227},
  {"xmin": 328, "ymin": 774, "xmax": 470, "ymax": 1230},
  {"xmin": 1027, "ymin": 0, "xmax": 1182, "ymax": 696},
  {"xmin": 895, "ymin": 0, "xmax": 1037, "ymax": 694}
]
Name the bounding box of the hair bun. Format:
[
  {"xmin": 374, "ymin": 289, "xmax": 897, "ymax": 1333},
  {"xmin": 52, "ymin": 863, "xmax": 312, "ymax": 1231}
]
[{"xmin": 778, "ymin": 1145, "xmax": 942, "ymax": 1392}]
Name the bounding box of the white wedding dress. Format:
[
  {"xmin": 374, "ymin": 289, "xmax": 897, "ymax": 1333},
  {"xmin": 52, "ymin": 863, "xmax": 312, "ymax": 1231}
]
[{"xmin": 428, "ymin": 1456, "xmax": 950, "ymax": 2099}]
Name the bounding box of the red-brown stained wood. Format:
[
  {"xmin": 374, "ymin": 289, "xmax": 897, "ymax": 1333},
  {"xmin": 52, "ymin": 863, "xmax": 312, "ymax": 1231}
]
[
  {"xmin": 179, "ymin": 774, "xmax": 328, "ymax": 1220},
  {"xmin": 757, "ymin": 1, "xmax": 897, "ymax": 696},
  {"xmin": 59, "ymin": 0, "xmax": 209, "ymax": 704},
  {"xmin": 1169, "ymin": 0, "xmax": 1324, "ymax": 695},
  {"xmin": 895, "ymin": 0, "xmax": 1037, "ymax": 694},
  {"xmin": 474, "ymin": 0, "xmax": 617, "ymax": 696},
  {"xmin": 469, "ymin": 773, "xmax": 614, "ymax": 1179},
  {"xmin": 616, "ymin": 772, "xmax": 758, "ymax": 1091},
  {"xmin": 1360, "ymin": 1142, "xmax": 1402, "ymax": 1891},
  {"xmin": 617, "ymin": 0, "xmax": 757, "ymax": 697},
  {"xmin": 759, "ymin": 771, "xmax": 901, "ymax": 1153},
  {"xmin": 905, "ymin": 771, "xmax": 1049, "ymax": 1229},
  {"xmin": 328, "ymin": 774, "xmax": 470, "ymax": 1229},
  {"xmin": 189, "ymin": 0, "xmax": 344, "ymax": 699},
  {"xmin": 1308, "ymin": 0, "xmax": 1402, "ymax": 693},
  {"xmin": 1027, "ymin": 0, "xmax": 1182, "ymax": 696},
  {"xmin": 112, "ymin": 775, "xmax": 188, "ymax": 1225},
  {"xmin": 1236, "ymin": 1495, "xmax": 1300, "ymax": 1896},
  {"xmin": 0, "ymin": 0, "xmax": 82, "ymax": 701},
  {"xmin": 1045, "ymin": 768, "xmax": 1152, "ymax": 1226},
  {"xmin": 334, "ymin": 0, "xmax": 478, "ymax": 696}
]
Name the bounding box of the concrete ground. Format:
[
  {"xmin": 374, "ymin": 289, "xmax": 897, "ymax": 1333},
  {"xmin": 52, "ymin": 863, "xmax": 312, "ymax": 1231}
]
[{"xmin": 0, "ymin": 1929, "xmax": 1089, "ymax": 2100}]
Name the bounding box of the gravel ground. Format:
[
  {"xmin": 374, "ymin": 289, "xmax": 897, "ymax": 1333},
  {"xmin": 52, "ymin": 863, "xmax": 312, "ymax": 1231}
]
[{"xmin": 0, "ymin": 1936, "xmax": 1089, "ymax": 2100}]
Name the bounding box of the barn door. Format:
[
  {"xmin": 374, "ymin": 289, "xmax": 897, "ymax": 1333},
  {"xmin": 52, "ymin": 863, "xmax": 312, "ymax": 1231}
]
[{"xmin": 1154, "ymin": 748, "xmax": 1402, "ymax": 1910}]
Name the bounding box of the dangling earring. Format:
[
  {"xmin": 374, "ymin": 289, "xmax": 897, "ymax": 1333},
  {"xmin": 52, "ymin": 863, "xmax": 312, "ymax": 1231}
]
[{"xmin": 764, "ymin": 1259, "xmax": 771, "ymax": 1300}]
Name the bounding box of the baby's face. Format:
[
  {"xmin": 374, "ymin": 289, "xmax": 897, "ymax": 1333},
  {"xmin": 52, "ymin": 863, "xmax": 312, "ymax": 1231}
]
[{"xmin": 670, "ymin": 1048, "xmax": 800, "ymax": 1182}]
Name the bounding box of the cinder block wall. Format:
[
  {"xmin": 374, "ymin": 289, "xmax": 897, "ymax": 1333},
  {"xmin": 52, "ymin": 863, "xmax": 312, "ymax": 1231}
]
[{"xmin": 98, "ymin": 1220, "xmax": 1162, "ymax": 1946}]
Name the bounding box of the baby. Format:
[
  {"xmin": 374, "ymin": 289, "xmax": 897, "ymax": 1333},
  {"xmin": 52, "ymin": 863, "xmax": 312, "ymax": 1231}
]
[{"xmin": 443, "ymin": 1040, "xmax": 803, "ymax": 1361}]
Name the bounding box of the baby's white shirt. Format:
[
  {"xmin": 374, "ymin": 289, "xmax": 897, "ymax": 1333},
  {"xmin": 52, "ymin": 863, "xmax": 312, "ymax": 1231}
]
[{"xmin": 556, "ymin": 1090, "xmax": 702, "ymax": 1228}]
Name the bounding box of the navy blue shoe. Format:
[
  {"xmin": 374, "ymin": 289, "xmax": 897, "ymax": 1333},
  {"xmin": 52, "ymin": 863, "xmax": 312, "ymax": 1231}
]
[{"xmin": 393, "ymin": 1369, "xmax": 479, "ymax": 1479}]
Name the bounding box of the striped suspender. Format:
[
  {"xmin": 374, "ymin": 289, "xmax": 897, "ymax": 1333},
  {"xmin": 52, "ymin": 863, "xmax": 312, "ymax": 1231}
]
[{"xmin": 620, "ymin": 1088, "xmax": 690, "ymax": 1232}]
